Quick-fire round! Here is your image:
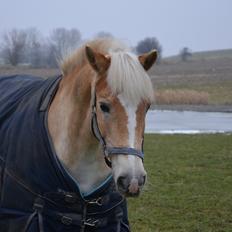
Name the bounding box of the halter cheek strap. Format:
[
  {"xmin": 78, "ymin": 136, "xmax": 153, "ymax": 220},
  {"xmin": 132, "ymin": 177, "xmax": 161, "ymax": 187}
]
[{"xmin": 91, "ymin": 93, "xmax": 144, "ymax": 168}]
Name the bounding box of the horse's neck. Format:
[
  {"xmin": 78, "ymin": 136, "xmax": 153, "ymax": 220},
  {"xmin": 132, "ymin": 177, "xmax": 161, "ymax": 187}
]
[{"xmin": 48, "ymin": 70, "xmax": 110, "ymax": 193}]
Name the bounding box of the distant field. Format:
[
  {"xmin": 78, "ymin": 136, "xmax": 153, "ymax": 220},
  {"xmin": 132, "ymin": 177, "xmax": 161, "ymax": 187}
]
[
  {"xmin": 0, "ymin": 48, "xmax": 232, "ymax": 106},
  {"xmin": 150, "ymin": 49, "xmax": 232, "ymax": 105},
  {"xmin": 165, "ymin": 49, "xmax": 232, "ymax": 62},
  {"xmin": 128, "ymin": 134, "xmax": 232, "ymax": 232}
]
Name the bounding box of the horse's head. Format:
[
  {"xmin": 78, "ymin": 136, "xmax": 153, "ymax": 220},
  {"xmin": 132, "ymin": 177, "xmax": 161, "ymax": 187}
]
[{"xmin": 86, "ymin": 46, "xmax": 157, "ymax": 197}]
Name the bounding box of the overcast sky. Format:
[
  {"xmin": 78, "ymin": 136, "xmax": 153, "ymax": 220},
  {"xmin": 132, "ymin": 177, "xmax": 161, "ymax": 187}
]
[{"xmin": 1, "ymin": 0, "xmax": 231, "ymax": 56}]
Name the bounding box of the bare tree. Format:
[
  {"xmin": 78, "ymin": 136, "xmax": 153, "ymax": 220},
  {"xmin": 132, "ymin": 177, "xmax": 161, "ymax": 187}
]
[
  {"xmin": 48, "ymin": 28, "xmax": 82, "ymax": 66},
  {"xmin": 136, "ymin": 37, "xmax": 162, "ymax": 62},
  {"xmin": 1, "ymin": 29, "xmax": 27, "ymax": 65},
  {"xmin": 180, "ymin": 47, "xmax": 192, "ymax": 62},
  {"xmin": 24, "ymin": 28, "xmax": 45, "ymax": 67}
]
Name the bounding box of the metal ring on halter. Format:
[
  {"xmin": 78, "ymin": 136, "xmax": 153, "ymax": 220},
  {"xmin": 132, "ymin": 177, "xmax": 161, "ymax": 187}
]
[{"xmin": 91, "ymin": 92, "xmax": 144, "ymax": 168}]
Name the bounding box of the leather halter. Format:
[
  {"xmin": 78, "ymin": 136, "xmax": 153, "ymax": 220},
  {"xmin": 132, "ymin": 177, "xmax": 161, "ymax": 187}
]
[{"xmin": 91, "ymin": 92, "xmax": 144, "ymax": 168}]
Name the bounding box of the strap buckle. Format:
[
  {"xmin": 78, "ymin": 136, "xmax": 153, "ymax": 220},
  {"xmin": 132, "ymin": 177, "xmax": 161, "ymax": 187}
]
[
  {"xmin": 61, "ymin": 215, "xmax": 73, "ymax": 225},
  {"xmin": 64, "ymin": 193, "xmax": 77, "ymax": 203},
  {"xmin": 33, "ymin": 198, "xmax": 44, "ymax": 212},
  {"xmin": 83, "ymin": 218, "xmax": 99, "ymax": 227},
  {"xmin": 87, "ymin": 197, "xmax": 102, "ymax": 206}
]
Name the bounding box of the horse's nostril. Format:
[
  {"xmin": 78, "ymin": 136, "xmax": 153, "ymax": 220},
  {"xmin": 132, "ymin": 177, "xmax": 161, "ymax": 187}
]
[
  {"xmin": 143, "ymin": 175, "xmax": 146, "ymax": 184},
  {"xmin": 117, "ymin": 176, "xmax": 128, "ymax": 191},
  {"xmin": 138, "ymin": 175, "xmax": 146, "ymax": 186}
]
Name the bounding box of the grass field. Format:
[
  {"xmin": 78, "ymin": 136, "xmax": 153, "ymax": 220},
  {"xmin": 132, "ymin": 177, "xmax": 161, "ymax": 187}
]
[{"xmin": 128, "ymin": 134, "xmax": 232, "ymax": 232}]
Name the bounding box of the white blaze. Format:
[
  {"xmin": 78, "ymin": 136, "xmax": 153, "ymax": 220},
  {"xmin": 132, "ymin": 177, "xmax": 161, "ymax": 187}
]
[
  {"xmin": 126, "ymin": 104, "xmax": 137, "ymax": 148},
  {"xmin": 118, "ymin": 94, "xmax": 137, "ymax": 148},
  {"xmin": 118, "ymin": 94, "xmax": 138, "ymax": 175}
]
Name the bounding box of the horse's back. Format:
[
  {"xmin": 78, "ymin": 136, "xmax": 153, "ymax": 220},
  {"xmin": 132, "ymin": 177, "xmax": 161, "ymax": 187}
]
[{"xmin": 0, "ymin": 75, "xmax": 44, "ymax": 122}]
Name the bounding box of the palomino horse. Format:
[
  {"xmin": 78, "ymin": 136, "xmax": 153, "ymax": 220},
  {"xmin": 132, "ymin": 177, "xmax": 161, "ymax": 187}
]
[{"xmin": 0, "ymin": 38, "xmax": 157, "ymax": 232}]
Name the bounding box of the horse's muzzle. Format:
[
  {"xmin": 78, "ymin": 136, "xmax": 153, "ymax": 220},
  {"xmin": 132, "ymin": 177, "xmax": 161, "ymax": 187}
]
[{"xmin": 116, "ymin": 174, "xmax": 146, "ymax": 197}]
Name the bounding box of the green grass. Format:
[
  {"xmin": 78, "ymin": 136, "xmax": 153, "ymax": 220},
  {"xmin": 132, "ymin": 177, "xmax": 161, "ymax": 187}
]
[{"xmin": 128, "ymin": 134, "xmax": 232, "ymax": 232}]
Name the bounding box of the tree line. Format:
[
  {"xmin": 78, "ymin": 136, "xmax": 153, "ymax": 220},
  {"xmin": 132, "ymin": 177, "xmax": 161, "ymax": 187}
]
[
  {"xmin": 0, "ymin": 27, "xmax": 191, "ymax": 67},
  {"xmin": 0, "ymin": 28, "xmax": 82, "ymax": 67}
]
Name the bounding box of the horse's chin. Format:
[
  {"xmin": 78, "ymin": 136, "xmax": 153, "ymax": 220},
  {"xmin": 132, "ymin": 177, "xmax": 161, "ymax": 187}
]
[
  {"xmin": 124, "ymin": 191, "xmax": 141, "ymax": 198},
  {"xmin": 117, "ymin": 187, "xmax": 141, "ymax": 198}
]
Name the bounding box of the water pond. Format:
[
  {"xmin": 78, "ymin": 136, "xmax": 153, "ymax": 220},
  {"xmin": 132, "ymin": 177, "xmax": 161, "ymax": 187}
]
[{"xmin": 145, "ymin": 110, "xmax": 232, "ymax": 134}]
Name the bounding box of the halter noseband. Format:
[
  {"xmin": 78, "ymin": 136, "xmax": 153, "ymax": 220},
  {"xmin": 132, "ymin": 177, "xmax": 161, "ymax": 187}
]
[{"xmin": 91, "ymin": 93, "xmax": 144, "ymax": 168}]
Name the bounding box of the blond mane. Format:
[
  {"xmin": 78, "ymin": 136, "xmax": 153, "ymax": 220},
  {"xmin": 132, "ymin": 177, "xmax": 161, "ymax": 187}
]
[
  {"xmin": 60, "ymin": 38, "xmax": 154, "ymax": 105},
  {"xmin": 60, "ymin": 38, "xmax": 128, "ymax": 75}
]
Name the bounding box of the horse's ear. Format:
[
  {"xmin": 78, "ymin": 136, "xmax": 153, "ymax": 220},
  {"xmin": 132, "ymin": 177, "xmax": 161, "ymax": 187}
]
[
  {"xmin": 138, "ymin": 50, "xmax": 158, "ymax": 71},
  {"xmin": 85, "ymin": 46, "xmax": 111, "ymax": 75}
]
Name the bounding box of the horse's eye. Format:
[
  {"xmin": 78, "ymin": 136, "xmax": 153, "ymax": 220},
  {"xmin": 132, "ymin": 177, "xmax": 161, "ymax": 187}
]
[{"xmin": 100, "ymin": 103, "xmax": 110, "ymax": 113}]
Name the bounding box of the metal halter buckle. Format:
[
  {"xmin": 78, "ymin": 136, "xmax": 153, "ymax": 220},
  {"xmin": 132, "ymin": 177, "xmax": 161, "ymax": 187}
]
[{"xmin": 83, "ymin": 218, "xmax": 99, "ymax": 227}]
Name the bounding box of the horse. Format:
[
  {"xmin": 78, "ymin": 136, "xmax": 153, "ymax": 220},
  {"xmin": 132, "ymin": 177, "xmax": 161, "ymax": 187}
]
[{"xmin": 0, "ymin": 38, "xmax": 157, "ymax": 232}]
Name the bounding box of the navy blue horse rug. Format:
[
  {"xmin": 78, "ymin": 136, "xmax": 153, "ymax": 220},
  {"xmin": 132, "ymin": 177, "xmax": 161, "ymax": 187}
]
[{"xmin": 0, "ymin": 75, "xmax": 130, "ymax": 232}]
